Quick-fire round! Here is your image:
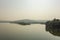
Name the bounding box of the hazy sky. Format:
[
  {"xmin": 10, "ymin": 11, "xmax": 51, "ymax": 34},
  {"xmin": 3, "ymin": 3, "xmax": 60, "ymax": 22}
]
[{"xmin": 0, "ymin": 0, "xmax": 60, "ymax": 20}]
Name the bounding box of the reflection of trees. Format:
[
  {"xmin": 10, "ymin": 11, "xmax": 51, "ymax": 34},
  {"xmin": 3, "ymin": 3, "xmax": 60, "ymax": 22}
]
[{"xmin": 45, "ymin": 22, "xmax": 60, "ymax": 36}]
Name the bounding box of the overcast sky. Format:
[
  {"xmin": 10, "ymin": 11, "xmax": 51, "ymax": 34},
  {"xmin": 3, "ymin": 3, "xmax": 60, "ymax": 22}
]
[{"xmin": 0, "ymin": 0, "xmax": 60, "ymax": 20}]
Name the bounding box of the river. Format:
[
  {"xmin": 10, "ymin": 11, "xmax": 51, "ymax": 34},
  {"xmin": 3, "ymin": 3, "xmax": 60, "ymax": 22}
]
[{"xmin": 0, "ymin": 23, "xmax": 60, "ymax": 40}]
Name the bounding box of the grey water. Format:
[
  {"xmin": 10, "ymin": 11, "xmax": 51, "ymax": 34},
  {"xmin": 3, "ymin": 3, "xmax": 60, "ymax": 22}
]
[{"xmin": 0, "ymin": 23, "xmax": 60, "ymax": 40}]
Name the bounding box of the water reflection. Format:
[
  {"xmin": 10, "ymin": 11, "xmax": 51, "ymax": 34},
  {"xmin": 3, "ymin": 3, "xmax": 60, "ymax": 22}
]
[
  {"xmin": 0, "ymin": 19, "xmax": 60, "ymax": 40},
  {"xmin": 46, "ymin": 24, "xmax": 60, "ymax": 37},
  {"xmin": 0, "ymin": 23, "xmax": 60, "ymax": 40}
]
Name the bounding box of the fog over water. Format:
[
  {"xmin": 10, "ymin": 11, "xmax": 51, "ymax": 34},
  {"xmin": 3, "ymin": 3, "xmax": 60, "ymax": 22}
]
[{"xmin": 0, "ymin": 0, "xmax": 60, "ymax": 40}]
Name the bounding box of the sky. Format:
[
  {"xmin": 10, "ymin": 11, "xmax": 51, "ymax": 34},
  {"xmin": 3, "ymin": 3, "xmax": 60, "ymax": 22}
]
[{"xmin": 0, "ymin": 0, "xmax": 60, "ymax": 20}]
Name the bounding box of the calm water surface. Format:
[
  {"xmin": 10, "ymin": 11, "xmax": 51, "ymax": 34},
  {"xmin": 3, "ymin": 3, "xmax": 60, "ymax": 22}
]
[{"xmin": 0, "ymin": 23, "xmax": 60, "ymax": 40}]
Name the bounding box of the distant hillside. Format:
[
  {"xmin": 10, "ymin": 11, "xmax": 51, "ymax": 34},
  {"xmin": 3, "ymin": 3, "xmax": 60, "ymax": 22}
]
[{"xmin": 12, "ymin": 19, "xmax": 48, "ymax": 24}]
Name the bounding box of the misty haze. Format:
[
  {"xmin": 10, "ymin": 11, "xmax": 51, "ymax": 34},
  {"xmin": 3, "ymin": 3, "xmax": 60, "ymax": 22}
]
[{"xmin": 0, "ymin": 0, "xmax": 60, "ymax": 40}]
